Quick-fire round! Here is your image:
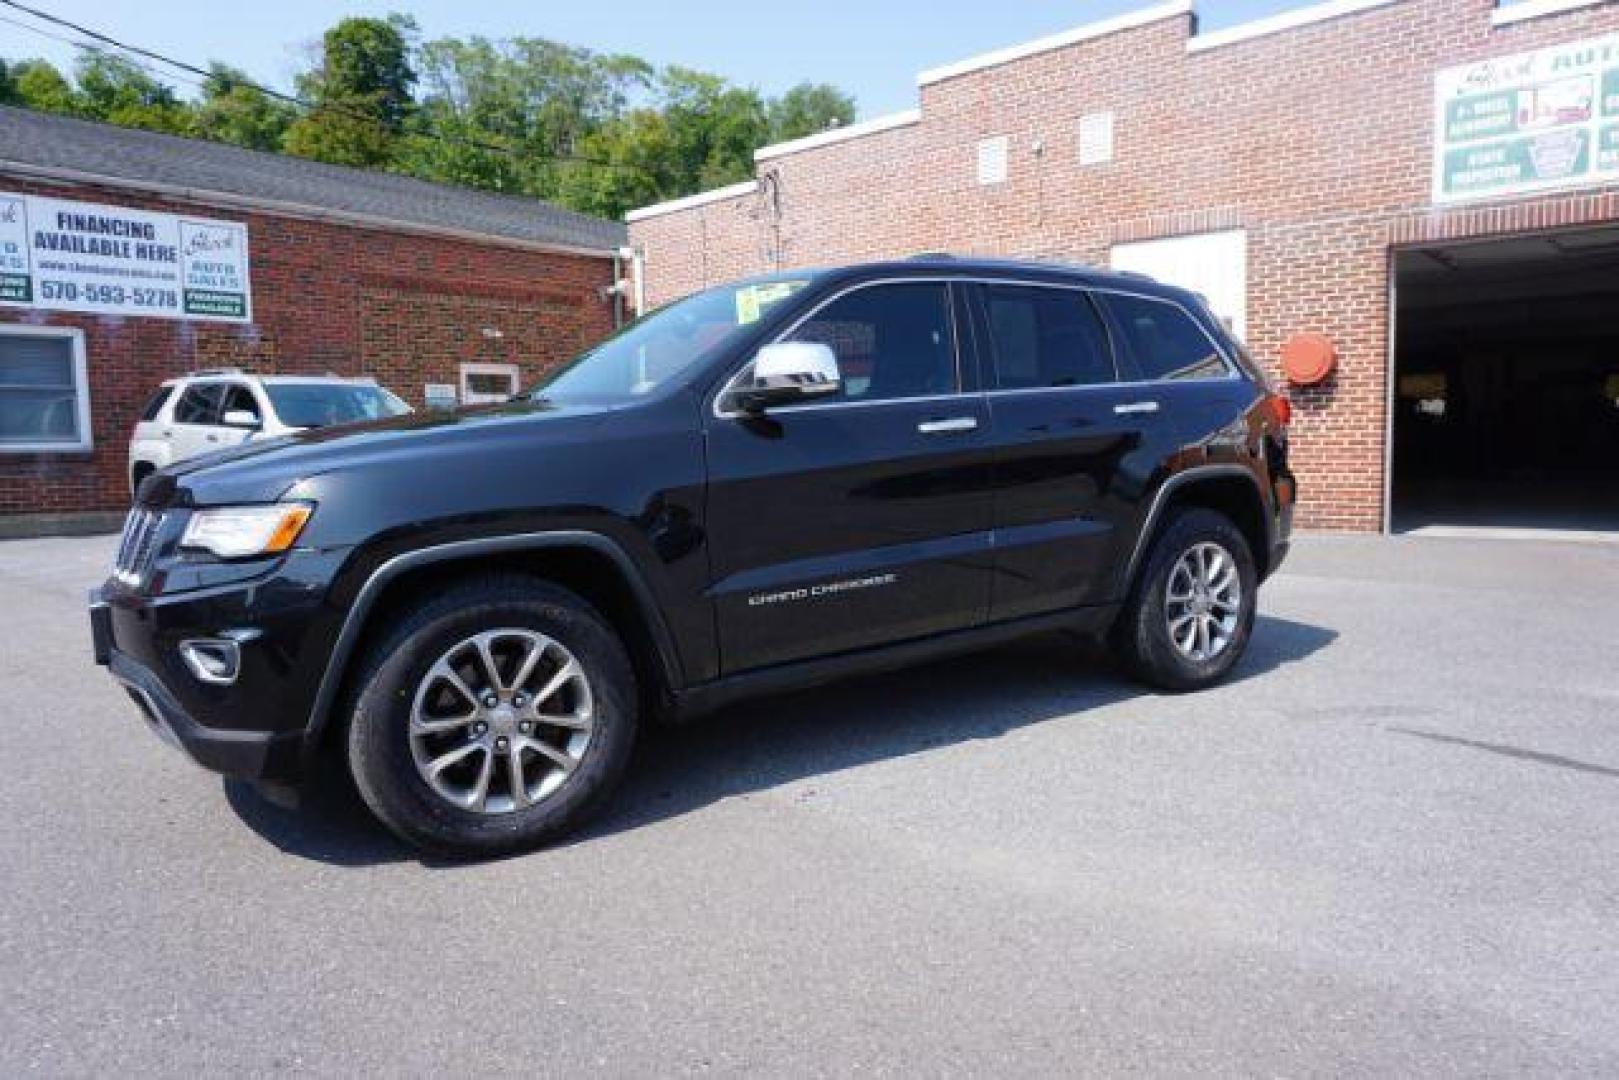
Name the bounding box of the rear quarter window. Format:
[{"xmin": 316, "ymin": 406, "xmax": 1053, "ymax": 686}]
[{"xmin": 1103, "ymin": 294, "xmax": 1230, "ymax": 382}]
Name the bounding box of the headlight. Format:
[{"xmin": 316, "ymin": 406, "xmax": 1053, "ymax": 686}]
[{"xmin": 180, "ymin": 503, "xmax": 314, "ymax": 558}]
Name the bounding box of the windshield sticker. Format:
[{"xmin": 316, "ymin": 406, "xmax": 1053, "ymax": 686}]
[{"xmin": 735, "ymin": 282, "xmax": 801, "ymax": 325}]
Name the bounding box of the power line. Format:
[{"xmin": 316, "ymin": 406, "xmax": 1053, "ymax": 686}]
[
  {"xmin": 0, "ymin": 0, "xmax": 645, "ymax": 174},
  {"xmin": 0, "ymin": 12, "xmax": 220, "ymax": 101}
]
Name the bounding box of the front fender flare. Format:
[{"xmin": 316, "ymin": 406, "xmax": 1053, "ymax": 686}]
[{"xmin": 300, "ymin": 530, "xmax": 684, "ymax": 753}]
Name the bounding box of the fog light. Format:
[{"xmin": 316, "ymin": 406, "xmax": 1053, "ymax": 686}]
[{"xmin": 178, "ymin": 638, "xmax": 241, "ymax": 685}]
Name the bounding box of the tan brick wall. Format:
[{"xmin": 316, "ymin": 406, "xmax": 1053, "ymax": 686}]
[{"xmin": 629, "ymin": 0, "xmax": 1619, "ymax": 531}]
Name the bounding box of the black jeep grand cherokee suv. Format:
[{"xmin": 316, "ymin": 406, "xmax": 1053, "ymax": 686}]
[{"xmin": 92, "ymin": 257, "xmax": 1293, "ymax": 856}]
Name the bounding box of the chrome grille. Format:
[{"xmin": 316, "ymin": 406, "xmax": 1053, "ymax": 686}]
[{"xmin": 112, "ymin": 508, "xmax": 162, "ymax": 586}]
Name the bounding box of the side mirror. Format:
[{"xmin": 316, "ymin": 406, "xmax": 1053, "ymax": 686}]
[
  {"xmin": 734, "ymin": 342, "xmax": 842, "ymax": 412},
  {"xmin": 221, "ymin": 409, "xmax": 261, "ymax": 430}
]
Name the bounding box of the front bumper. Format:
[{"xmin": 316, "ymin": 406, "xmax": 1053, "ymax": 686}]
[
  {"xmin": 89, "ymin": 559, "xmax": 345, "ymax": 781},
  {"xmin": 104, "ymin": 641, "xmax": 300, "ymax": 778}
]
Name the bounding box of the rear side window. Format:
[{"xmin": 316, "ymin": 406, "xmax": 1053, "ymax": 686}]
[
  {"xmin": 786, "ymin": 282, "xmax": 957, "ymax": 401},
  {"xmin": 172, "ymin": 383, "xmax": 225, "ymax": 425},
  {"xmin": 139, "ymin": 386, "xmax": 174, "ymax": 421},
  {"xmin": 978, "ymin": 285, "xmax": 1116, "ymax": 389},
  {"xmin": 1102, "ymin": 294, "xmax": 1230, "ymax": 382}
]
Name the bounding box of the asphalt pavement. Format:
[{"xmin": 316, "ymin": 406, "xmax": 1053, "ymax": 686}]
[{"xmin": 1, "ymin": 532, "xmax": 1616, "ymax": 1075}]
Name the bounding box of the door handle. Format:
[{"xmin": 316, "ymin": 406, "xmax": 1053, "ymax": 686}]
[
  {"xmin": 206, "ymin": 434, "xmax": 219, "ymax": 442},
  {"xmin": 1113, "ymin": 401, "xmax": 1160, "ymax": 416},
  {"xmin": 917, "ymin": 416, "xmax": 979, "ymax": 434}
]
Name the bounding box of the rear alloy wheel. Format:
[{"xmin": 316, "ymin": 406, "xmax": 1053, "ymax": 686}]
[
  {"xmin": 1163, "ymin": 541, "xmax": 1243, "ymax": 665},
  {"xmin": 347, "ymin": 578, "xmax": 636, "ymax": 857},
  {"xmin": 1114, "ymin": 507, "xmax": 1257, "ymax": 691}
]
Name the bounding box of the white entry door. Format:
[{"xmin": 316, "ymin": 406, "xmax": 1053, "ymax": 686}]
[{"xmin": 1110, "ymin": 229, "xmax": 1248, "ymax": 340}]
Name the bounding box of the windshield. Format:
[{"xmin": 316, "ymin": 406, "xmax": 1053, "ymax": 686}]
[
  {"xmin": 266, "ymin": 383, "xmax": 411, "ymax": 428},
  {"xmin": 529, "ymin": 278, "xmax": 813, "ymax": 403}
]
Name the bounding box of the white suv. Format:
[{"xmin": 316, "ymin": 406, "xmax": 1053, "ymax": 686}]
[{"xmin": 129, "ymin": 370, "xmax": 411, "ymax": 493}]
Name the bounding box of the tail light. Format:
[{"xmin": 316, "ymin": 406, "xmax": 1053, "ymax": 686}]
[{"xmin": 1269, "ymin": 394, "xmax": 1292, "ymax": 428}]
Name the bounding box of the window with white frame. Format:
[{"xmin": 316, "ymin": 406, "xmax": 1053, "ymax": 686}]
[
  {"xmin": 459, "ymin": 361, "xmax": 520, "ymax": 405},
  {"xmin": 0, "ymin": 325, "xmax": 92, "ymax": 452}
]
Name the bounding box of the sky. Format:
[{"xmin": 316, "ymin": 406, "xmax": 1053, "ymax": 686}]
[{"xmin": 6, "ymin": 1, "xmax": 1359, "ymax": 117}]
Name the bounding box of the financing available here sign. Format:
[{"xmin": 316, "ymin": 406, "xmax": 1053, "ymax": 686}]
[
  {"xmin": 1434, "ymin": 33, "xmax": 1619, "ymax": 203},
  {"xmin": 0, "ymin": 191, "xmax": 251, "ymax": 322}
]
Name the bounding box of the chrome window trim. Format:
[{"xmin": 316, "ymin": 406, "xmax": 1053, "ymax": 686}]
[
  {"xmin": 981, "ymin": 375, "xmax": 1239, "ymax": 399},
  {"xmin": 710, "ymin": 274, "xmax": 1240, "ymax": 419}
]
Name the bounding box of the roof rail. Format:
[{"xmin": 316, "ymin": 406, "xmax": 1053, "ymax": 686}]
[
  {"xmin": 907, "ymin": 251, "xmax": 957, "ymax": 260},
  {"xmin": 187, "ymin": 367, "xmax": 245, "ymax": 377},
  {"xmin": 1113, "ymin": 270, "xmax": 1158, "ymax": 283}
]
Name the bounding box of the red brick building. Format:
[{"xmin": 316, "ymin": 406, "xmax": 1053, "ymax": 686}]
[
  {"xmin": 0, "ymin": 107, "xmax": 626, "ymax": 535},
  {"xmin": 628, "ymin": 0, "xmax": 1619, "ymax": 534}
]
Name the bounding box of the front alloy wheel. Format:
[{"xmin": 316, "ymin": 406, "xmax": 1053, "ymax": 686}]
[
  {"xmin": 347, "ymin": 577, "xmax": 637, "ymax": 858},
  {"xmin": 410, "ymin": 630, "xmax": 594, "ymax": 814}
]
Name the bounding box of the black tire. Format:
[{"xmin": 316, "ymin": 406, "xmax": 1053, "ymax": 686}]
[
  {"xmin": 1113, "ymin": 507, "xmax": 1258, "ymax": 692},
  {"xmin": 347, "ymin": 575, "xmax": 637, "ymax": 858}
]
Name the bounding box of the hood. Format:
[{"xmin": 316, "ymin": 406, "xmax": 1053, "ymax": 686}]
[{"xmin": 146, "ymin": 398, "xmax": 619, "ymax": 508}]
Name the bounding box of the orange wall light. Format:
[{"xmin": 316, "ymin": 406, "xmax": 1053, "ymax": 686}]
[{"xmin": 1281, "ymin": 333, "xmax": 1337, "ymax": 386}]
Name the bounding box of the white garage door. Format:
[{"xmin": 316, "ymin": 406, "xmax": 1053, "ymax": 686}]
[{"xmin": 1110, "ymin": 230, "xmax": 1248, "ymax": 340}]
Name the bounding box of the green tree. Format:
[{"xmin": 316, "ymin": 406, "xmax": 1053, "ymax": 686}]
[
  {"xmin": 74, "ymin": 54, "xmax": 193, "ymax": 134},
  {"xmin": 10, "ymin": 59, "xmax": 85, "ymax": 116},
  {"xmin": 767, "ymin": 82, "xmax": 856, "ymax": 143},
  {"xmin": 660, "ymin": 67, "xmax": 769, "ymax": 190},
  {"xmin": 403, "ymin": 35, "xmax": 652, "ymax": 197},
  {"xmin": 195, "ymin": 64, "xmax": 296, "ymax": 151},
  {"xmin": 0, "ymin": 16, "xmax": 864, "ymax": 221},
  {"xmin": 284, "ymin": 15, "xmax": 417, "ymax": 167},
  {"xmin": 557, "ymin": 108, "xmax": 680, "ymax": 219}
]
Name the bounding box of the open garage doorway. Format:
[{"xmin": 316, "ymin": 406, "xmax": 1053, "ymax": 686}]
[{"xmin": 1391, "ymin": 226, "xmax": 1619, "ymax": 537}]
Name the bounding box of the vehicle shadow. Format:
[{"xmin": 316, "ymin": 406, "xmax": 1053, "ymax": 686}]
[{"xmin": 223, "ymin": 615, "xmax": 1336, "ymax": 867}]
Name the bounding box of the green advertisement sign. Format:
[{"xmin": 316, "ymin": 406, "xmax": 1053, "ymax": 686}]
[
  {"xmin": 1601, "ymin": 125, "xmax": 1619, "ymax": 172},
  {"xmin": 183, "ymin": 290, "xmax": 248, "ymax": 319},
  {"xmin": 1442, "ymin": 131, "xmax": 1591, "ymax": 198},
  {"xmin": 1435, "ymin": 32, "xmax": 1619, "ymax": 202},
  {"xmin": 1445, "ymin": 90, "xmax": 1518, "ymax": 143},
  {"xmin": 0, "ymin": 196, "xmax": 28, "ymax": 303}
]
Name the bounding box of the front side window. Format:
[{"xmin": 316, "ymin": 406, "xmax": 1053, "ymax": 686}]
[
  {"xmin": 173, "ymin": 383, "xmax": 225, "ymax": 425},
  {"xmin": 785, "ymin": 282, "xmax": 957, "ymax": 402},
  {"xmin": 979, "ymin": 285, "xmax": 1116, "ymax": 390},
  {"xmin": 0, "ymin": 328, "xmax": 90, "ymax": 451},
  {"xmin": 1102, "ymin": 293, "xmax": 1230, "ymax": 382}
]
